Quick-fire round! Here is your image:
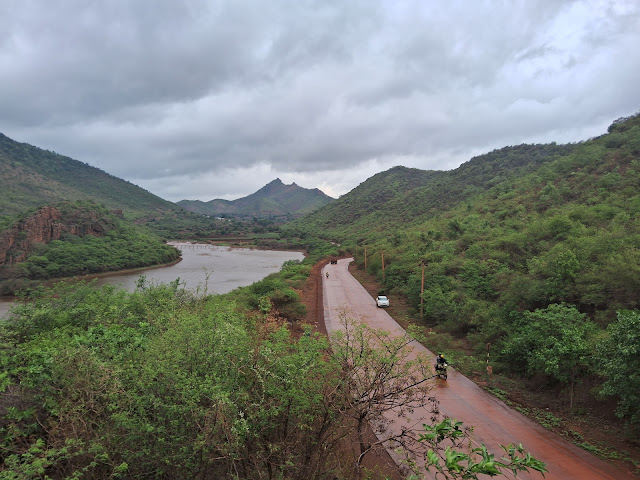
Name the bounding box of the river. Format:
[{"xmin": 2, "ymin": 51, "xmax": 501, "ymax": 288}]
[{"xmin": 0, "ymin": 243, "xmax": 304, "ymax": 319}]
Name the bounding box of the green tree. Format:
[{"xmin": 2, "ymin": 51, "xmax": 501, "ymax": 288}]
[
  {"xmin": 501, "ymin": 304, "xmax": 596, "ymax": 410},
  {"xmin": 329, "ymin": 313, "xmax": 434, "ymax": 466},
  {"xmin": 527, "ymin": 246, "xmax": 580, "ymax": 302},
  {"xmin": 414, "ymin": 418, "xmax": 547, "ymax": 480},
  {"xmin": 598, "ymin": 310, "xmax": 640, "ymax": 426},
  {"xmin": 1, "ymin": 282, "xmax": 552, "ymax": 480}
]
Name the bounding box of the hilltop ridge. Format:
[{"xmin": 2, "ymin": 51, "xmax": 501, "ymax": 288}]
[
  {"xmin": 177, "ymin": 178, "xmax": 334, "ymax": 218},
  {"xmin": 0, "ymin": 132, "xmax": 181, "ymax": 223}
]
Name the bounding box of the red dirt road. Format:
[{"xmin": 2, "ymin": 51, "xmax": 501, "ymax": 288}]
[{"xmin": 322, "ymin": 258, "xmax": 636, "ymax": 480}]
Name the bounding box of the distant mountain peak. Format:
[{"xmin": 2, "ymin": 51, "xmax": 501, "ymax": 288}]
[{"xmin": 177, "ymin": 179, "xmax": 334, "ymax": 218}]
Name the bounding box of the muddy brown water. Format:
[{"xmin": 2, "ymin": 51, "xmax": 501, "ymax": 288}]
[{"xmin": 0, "ymin": 243, "xmax": 303, "ymax": 319}]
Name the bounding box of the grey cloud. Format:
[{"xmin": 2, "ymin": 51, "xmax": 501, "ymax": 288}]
[{"xmin": 1, "ymin": 0, "xmax": 639, "ymax": 201}]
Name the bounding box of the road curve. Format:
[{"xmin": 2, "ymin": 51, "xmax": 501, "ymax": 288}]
[{"xmin": 322, "ymin": 258, "xmax": 635, "ymax": 480}]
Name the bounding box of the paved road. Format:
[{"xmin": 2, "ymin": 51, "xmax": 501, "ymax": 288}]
[{"xmin": 323, "ymin": 258, "xmax": 636, "ymax": 480}]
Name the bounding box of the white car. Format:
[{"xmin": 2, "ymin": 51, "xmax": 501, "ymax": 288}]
[{"xmin": 376, "ymin": 295, "xmax": 390, "ymax": 307}]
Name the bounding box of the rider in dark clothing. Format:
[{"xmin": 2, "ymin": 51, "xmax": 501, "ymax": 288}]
[{"xmin": 435, "ymin": 353, "xmax": 448, "ymax": 371}]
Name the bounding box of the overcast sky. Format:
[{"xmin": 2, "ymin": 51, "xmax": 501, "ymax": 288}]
[{"xmin": 1, "ymin": 1, "xmax": 639, "ymax": 202}]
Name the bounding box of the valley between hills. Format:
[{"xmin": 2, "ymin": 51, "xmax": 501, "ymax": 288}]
[{"xmin": 1, "ymin": 114, "xmax": 639, "ymax": 478}]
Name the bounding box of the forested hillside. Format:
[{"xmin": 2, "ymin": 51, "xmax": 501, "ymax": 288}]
[
  {"xmin": 286, "ymin": 143, "xmax": 575, "ymax": 238},
  {"xmin": 0, "ymin": 134, "xmax": 190, "ymax": 288},
  {"xmin": 284, "ymin": 113, "xmax": 640, "ymax": 429},
  {"xmin": 0, "ymin": 133, "xmax": 183, "ymax": 225},
  {"xmin": 177, "ymin": 178, "xmax": 334, "ymax": 218},
  {"xmin": 284, "ymin": 114, "xmax": 639, "ymax": 321},
  {"xmin": 0, "ymin": 201, "xmax": 180, "ymax": 294},
  {"xmin": 0, "ymin": 132, "xmax": 289, "ymax": 272},
  {"xmin": 0, "ymin": 133, "xmax": 307, "ymax": 241}
]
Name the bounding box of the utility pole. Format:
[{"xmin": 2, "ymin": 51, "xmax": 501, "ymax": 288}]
[
  {"xmin": 381, "ymin": 251, "xmax": 385, "ymax": 277},
  {"xmin": 364, "ymin": 246, "xmax": 367, "ymax": 270},
  {"xmin": 419, "ymin": 261, "xmax": 425, "ymax": 317}
]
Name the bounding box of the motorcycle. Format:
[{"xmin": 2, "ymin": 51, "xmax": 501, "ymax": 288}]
[{"xmin": 435, "ymin": 362, "xmax": 448, "ymax": 380}]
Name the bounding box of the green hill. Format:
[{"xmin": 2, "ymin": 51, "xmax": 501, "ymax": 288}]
[
  {"xmin": 0, "ymin": 134, "xmax": 190, "ymax": 291},
  {"xmin": 284, "ymin": 114, "xmax": 640, "ymax": 405},
  {"xmin": 0, "ymin": 133, "xmax": 183, "ymax": 227},
  {"xmin": 177, "ymin": 178, "xmax": 334, "ymax": 218},
  {"xmin": 285, "ymin": 142, "xmax": 575, "ymax": 242},
  {"xmin": 0, "ymin": 201, "xmax": 181, "ymax": 294},
  {"xmin": 285, "ymin": 114, "xmax": 640, "ymax": 317},
  {"xmin": 0, "ymin": 133, "xmax": 247, "ymax": 240}
]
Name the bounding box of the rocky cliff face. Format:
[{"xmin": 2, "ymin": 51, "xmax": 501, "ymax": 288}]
[{"xmin": 0, "ymin": 206, "xmax": 109, "ymax": 265}]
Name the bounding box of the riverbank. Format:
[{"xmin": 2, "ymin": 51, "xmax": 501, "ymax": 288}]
[
  {"xmin": 1, "ymin": 244, "xmax": 305, "ymax": 318},
  {"xmin": 0, "ymin": 257, "xmax": 184, "ymax": 300},
  {"xmin": 2, "ymin": 240, "xmax": 306, "ymax": 298},
  {"xmin": 194, "ymin": 238, "xmax": 307, "ymax": 256},
  {"xmin": 63, "ymin": 256, "xmax": 184, "ymax": 284},
  {"xmin": 0, "ymin": 257, "xmax": 184, "ymax": 319},
  {"xmin": 0, "ymin": 239, "xmax": 296, "ymax": 297}
]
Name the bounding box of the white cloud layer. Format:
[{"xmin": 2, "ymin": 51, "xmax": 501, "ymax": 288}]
[{"xmin": 1, "ymin": 0, "xmax": 639, "ymax": 201}]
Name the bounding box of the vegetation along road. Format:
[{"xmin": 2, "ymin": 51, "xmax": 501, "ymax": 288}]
[{"xmin": 322, "ymin": 258, "xmax": 635, "ymax": 480}]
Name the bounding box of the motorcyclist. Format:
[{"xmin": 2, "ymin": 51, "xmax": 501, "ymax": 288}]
[{"xmin": 435, "ymin": 353, "xmax": 448, "ymax": 372}]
